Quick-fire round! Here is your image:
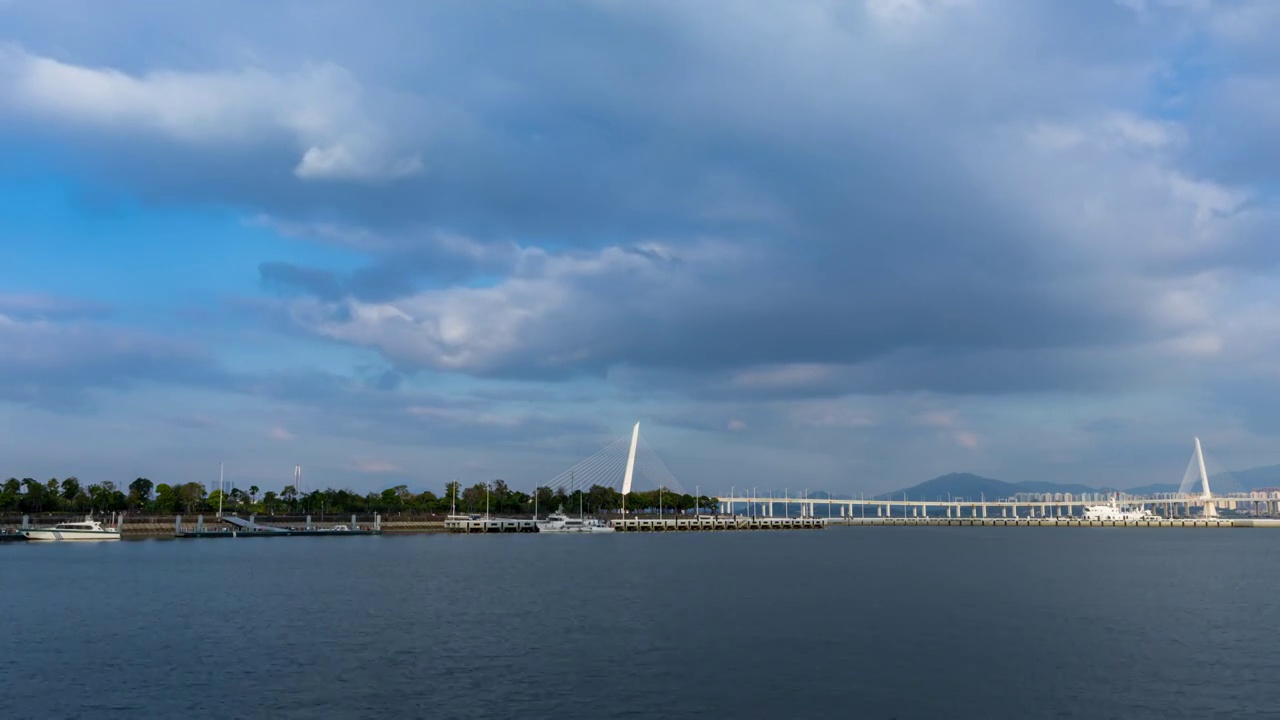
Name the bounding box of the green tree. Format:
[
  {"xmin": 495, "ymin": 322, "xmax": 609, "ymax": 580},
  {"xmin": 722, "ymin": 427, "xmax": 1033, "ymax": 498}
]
[
  {"xmin": 281, "ymin": 485, "xmax": 297, "ymax": 511},
  {"xmin": 128, "ymin": 478, "xmax": 154, "ymax": 508},
  {"xmin": 0, "ymin": 478, "xmax": 19, "ymax": 511},
  {"xmin": 262, "ymin": 490, "xmax": 279, "ymax": 515},
  {"xmin": 86, "ymin": 484, "xmax": 104, "ymax": 512},
  {"xmin": 46, "ymin": 479, "xmax": 61, "ymax": 511},
  {"xmin": 20, "ymin": 478, "xmax": 45, "ymax": 513},
  {"xmin": 443, "ymin": 481, "xmax": 461, "ymax": 509},
  {"xmin": 461, "ymin": 483, "xmax": 488, "ymax": 514},
  {"xmin": 61, "ymin": 477, "xmax": 81, "ymax": 502},
  {"xmin": 178, "ymin": 483, "xmax": 206, "ymax": 513},
  {"xmin": 414, "ymin": 490, "xmax": 438, "ymax": 513},
  {"xmin": 154, "ymin": 483, "xmax": 180, "ymax": 513},
  {"xmin": 248, "ymin": 485, "xmax": 260, "ymax": 507}
]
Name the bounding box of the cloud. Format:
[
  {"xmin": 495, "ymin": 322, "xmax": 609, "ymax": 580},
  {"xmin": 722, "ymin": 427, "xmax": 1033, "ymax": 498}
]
[
  {"xmin": 0, "ymin": 304, "xmax": 217, "ymax": 409},
  {"xmin": 0, "ymin": 44, "xmax": 425, "ymax": 181},
  {"xmin": 222, "ymin": 368, "xmax": 607, "ymax": 450},
  {"xmin": 267, "ymin": 426, "xmax": 296, "ymax": 441},
  {"xmin": 0, "ymin": 293, "xmax": 113, "ymax": 320},
  {"xmin": 350, "ymin": 458, "xmax": 401, "ymax": 474}
]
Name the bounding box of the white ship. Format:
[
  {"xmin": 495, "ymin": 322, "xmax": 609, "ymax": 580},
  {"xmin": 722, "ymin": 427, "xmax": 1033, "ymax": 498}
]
[
  {"xmin": 1082, "ymin": 505, "xmax": 1160, "ymax": 522},
  {"xmin": 536, "ymin": 511, "xmax": 615, "ymax": 533},
  {"xmin": 22, "ymin": 517, "xmax": 122, "ymax": 542}
]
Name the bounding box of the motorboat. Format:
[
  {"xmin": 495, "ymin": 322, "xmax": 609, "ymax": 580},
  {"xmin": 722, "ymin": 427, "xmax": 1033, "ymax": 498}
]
[
  {"xmin": 536, "ymin": 511, "xmax": 615, "ymax": 533},
  {"xmin": 22, "ymin": 517, "xmax": 122, "ymax": 542},
  {"xmin": 1082, "ymin": 505, "xmax": 1160, "ymax": 522}
]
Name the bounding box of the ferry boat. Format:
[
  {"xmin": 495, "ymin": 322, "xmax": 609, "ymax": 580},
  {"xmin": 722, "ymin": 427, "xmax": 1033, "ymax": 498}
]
[
  {"xmin": 536, "ymin": 511, "xmax": 615, "ymax": 534},
  {"xmin": 22, "ymin": 517, "xmax": 122, "ymax": 542},
  {"xmin": 1082, "ymin": 505, "xmax": 1160, "ymax": 522}
]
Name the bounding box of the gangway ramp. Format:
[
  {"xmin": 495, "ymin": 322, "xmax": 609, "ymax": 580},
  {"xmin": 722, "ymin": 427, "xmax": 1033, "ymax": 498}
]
[{"xmin": 219, "ymin": 515, "xmax": 287, "ymax": 532}]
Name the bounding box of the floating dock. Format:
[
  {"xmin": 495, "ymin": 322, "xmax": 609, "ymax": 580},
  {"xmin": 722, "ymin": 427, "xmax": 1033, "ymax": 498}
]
[
  {"xmin": 613, "ymin": 516, "xmax": 823, "ymax": 531},
  {"xmin": 444, "ymin": 517, "xmax": 539, "ymax": 533},
  {"xmin": 443, "ymin": 515, "xmax": 824, "ymax": 533},
  {"xmin": 173, "ymin": 514, "xmax": 382, "ymax": 538},
  {"xmin": 831, "ymin": 517, "xmax": 1280, "ymax": 528}
]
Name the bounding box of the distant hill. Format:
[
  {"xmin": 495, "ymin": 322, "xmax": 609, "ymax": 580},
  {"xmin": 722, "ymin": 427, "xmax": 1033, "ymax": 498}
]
[
  {"xmin": 1122, "ymin": 483, "xmax": 1180, "ymax": 496},
  {"xmin": 885, "ymin": 465, "xmax": 1280, "ymax": 501},
  {"xmin": 1225, "ymin": 465, "xmax": 1280, "ymax": 491},
  {"xmin": 876, "ymin": 473, "xmax": 1023, "ymax": 501}
]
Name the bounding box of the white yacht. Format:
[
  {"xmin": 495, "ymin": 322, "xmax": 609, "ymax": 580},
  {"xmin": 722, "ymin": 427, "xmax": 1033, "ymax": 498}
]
[
  {"xmin": 1083, "ymin": 505, "xmax": 1160, "ymax": 522},
  {"xmin": 536, "ymin": 511, "xmax": 615, "ymax": 534},
  {"xmin": 22, "ymin": 517, "xmax": 122, "ymax": 542}
]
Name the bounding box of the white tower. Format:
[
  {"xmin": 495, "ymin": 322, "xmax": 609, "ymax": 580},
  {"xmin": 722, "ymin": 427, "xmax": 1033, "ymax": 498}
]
[
  {"xmin": 620, "ymin": 422, "xmax": 639, "ymax": 516},
  {"xmin": 1195, "ymin": 437, "xmax": 1216, "ymax": 518}
]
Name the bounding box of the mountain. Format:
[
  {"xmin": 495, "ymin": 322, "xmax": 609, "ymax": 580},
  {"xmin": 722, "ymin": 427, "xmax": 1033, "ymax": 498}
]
[
  {"xmin": 1224, "ymin": 465, "xmax": 1280, "ymax": 491},
  {"xmin": 876, "ymin": 473, "xmax": 1023, "ymax": 501},
  {"xmin": 1121, "ymin": 483, "xmax": 1180, "ymax": 496}
]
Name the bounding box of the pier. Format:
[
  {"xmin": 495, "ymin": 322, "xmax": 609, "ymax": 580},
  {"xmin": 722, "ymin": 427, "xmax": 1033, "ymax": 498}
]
[
  {"xmin": 830, "ymin": 517, "xmax": 1280, "ymax": 528},
  {"xmin": 444, "ymin": 517, "xmax": 539, "ymax": 533},
  {"xmin": 612, "ymin": 516, "xmax": 822, "ymax": 531},
  {"xmin": 174, "ymin": 513, "xmax": 382, "ymax": 538},
  {"xmin": 442, "ymin": 515, "xmax": 824, "ymax": 533}
]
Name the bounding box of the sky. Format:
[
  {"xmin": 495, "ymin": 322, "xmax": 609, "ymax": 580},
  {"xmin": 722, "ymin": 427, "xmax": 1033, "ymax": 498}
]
[{"xmin": 2, "ymin": 0, "xmax": 1280, "ymax": 496}]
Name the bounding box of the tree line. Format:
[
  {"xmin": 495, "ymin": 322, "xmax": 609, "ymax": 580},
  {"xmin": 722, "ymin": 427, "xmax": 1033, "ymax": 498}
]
[{"xmin": 1, "ymin": 477, "xmax": 719, "ymax": 517}]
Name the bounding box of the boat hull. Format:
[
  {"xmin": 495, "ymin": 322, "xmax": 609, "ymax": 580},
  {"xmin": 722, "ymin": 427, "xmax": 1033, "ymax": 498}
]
[{"xmin": 21, "ymin": 529, "xmax": 121, "ymax": 542}]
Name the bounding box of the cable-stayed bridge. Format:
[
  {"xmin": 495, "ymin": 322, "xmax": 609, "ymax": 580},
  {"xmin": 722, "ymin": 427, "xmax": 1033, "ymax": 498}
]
[
  {"xmin": 545, "ymin": 423, "xmax": 685, "ymax": 496},
  {"xmin": 715, "ymin": 437, "xmax": 1276, "ymax": 520},
  {"xmin": 546, "ymin": 432, "xmax": 1276, "ymax": 521}
]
